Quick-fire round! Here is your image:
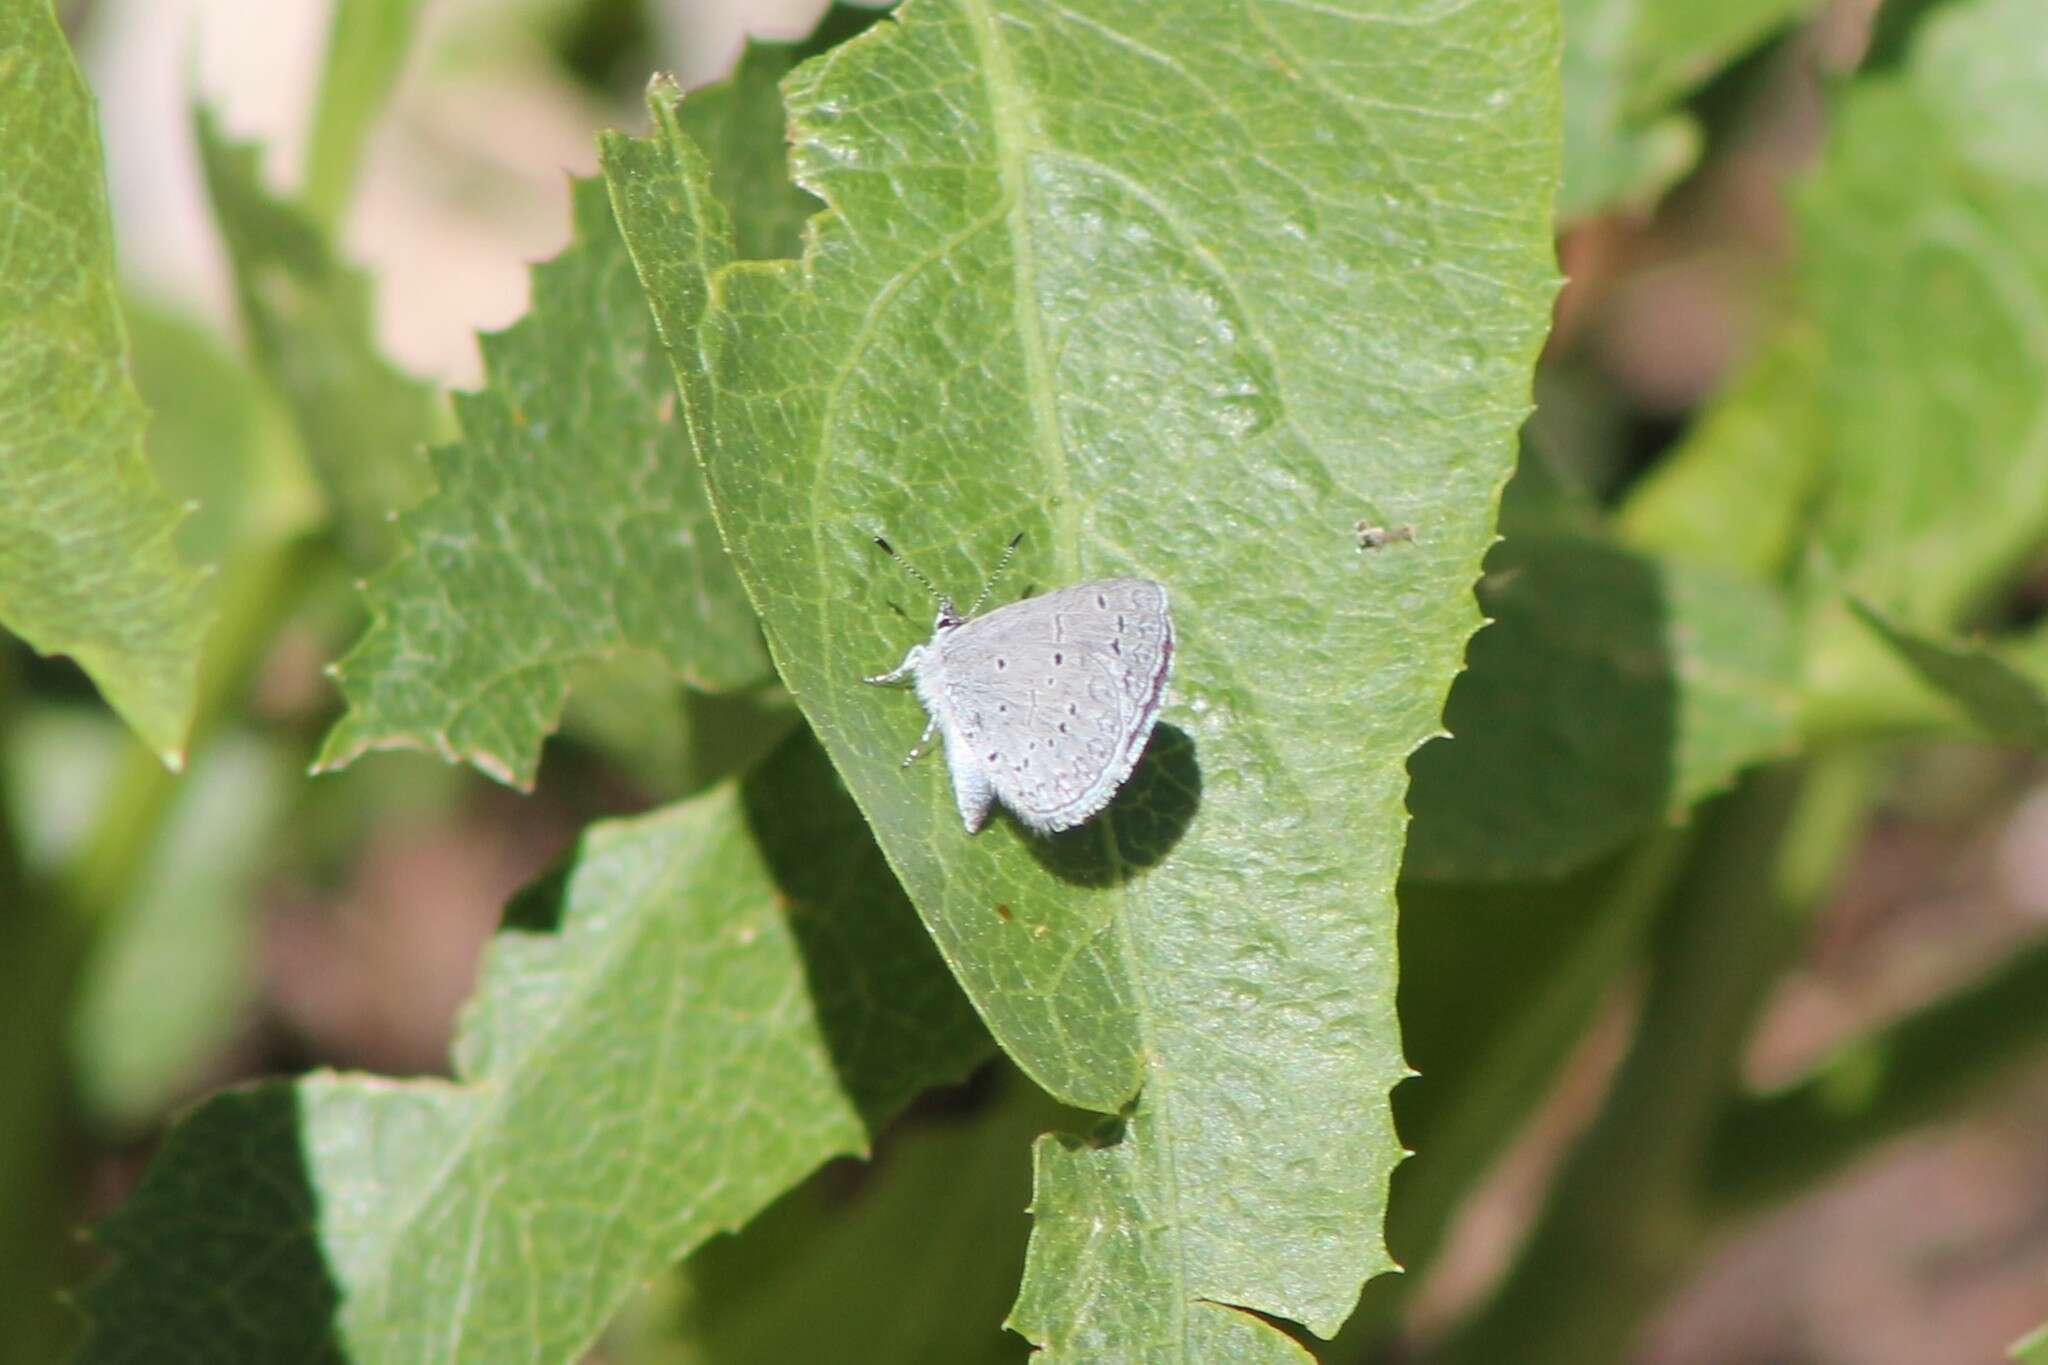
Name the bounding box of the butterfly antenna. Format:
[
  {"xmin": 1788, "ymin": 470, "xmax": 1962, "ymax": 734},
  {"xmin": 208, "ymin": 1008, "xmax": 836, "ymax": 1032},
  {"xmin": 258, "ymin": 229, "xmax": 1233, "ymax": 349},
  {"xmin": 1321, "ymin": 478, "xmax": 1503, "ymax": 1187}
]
[
  {"xmin": 966, "ymin": 532, "xmax": 1026, "ymax": 617},
  {"xmin": 872, "ymin": 536, "xmax": 945, "ymax": 604}
]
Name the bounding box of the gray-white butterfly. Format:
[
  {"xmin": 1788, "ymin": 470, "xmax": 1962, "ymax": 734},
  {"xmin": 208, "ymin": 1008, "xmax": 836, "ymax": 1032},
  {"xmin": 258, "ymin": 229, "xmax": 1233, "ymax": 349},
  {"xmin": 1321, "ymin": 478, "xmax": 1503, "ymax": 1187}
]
[{"xmin": 864, "ymin": 534, "xmax": 1175, "ymax": 834}]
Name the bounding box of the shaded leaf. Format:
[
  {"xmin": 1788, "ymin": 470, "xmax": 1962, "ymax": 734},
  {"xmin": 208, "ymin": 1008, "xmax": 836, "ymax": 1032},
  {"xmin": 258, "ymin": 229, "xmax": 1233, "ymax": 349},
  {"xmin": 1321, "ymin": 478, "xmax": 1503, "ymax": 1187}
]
[
  {"xmin": 195, "ymin": 109, "xmax": 435, "ymax": 561},
  {"xmin": 604, "ymin": 0, "xmax": 1560, "ymax": 1348},
  {"xmin": 1404, "ymin": 514, "xmax": 1799, "ymax": 881},
  {"xmin": 1383, "ymin": 838, "xmax": 1683, "ymax": 1282},
  {"xmin": 0, "ymin": 1, "xmax": 212, "ymax": 766},
  {"xmin": 621, "ymin": 1066, "xmax": 1056, "ymax": 1365},
  {"xmin": 317, "ymin": 176, "xmax": 769, "ymax": 788},
  {"xmin": 560, "ymin": 664, "xmax": 798, "ymax": 803},
  {"xmin": 81, "ymin": 734, "xmax": 989, "ymax": 1362}
]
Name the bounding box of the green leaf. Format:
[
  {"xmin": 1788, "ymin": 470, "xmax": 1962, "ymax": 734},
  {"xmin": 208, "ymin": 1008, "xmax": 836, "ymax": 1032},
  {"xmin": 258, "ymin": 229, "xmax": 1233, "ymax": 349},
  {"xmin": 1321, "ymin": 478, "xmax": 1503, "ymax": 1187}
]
[
  {"xmin": 1560, "ymin": 0, "xmax": 1809, "ymax": 217},
  {"xmin": 664, "ymin": 19, "xmax": 836, "ymax": 263},
  {"xmin": 195, "ymin": 108, "xmax": 435, "ymax": 562},
  {"xmin": 1404, "ymin": 515, "xmax": 1800, "ymax": 881},
  {"xmin": 621, "ymin": 1067, "xmax": 1058, "ymax": 1365},
  {"xmin": 0, "ymin": 1, "xmax": 212, "ymax": 767},
  {"xmin": 2012, "ymin": 1320, "xmax": 2048, "ymax": 1364},
  {"xmin": 603, "ymin": 0, "xmax": 1561, "ymax": 1347},
  {"xmin": 316, "ymin": 175, "xmax": 770, "ymax": 788},
  {"xmin": 1802, "ymin": 0, "xmax": 2048, "ymax": 630},
  {"xmin": 81, "ymin": 734, "xmax": 989, "ymax": 1362},
  {"xmin": 123, "ymin": 299, "xmax": 321, "ymax": 568},
  {"xmin": 1846, "ymin": 599, "xmax": 2048, "ymax": 747},
  {"xmin": 305, "ymin": 0, "xmax": 425, "ymax": 226},
  {"xmin": 1615, "ymin": 322, "xmax": 1822, "ymax": 578},
  {"xmin": 561, "ymin": 661, "xmax": 798, "ymax": 802},
  {"xmin": 1912, "ymin": 0, "xmax": 2048, "ymax": 191}
]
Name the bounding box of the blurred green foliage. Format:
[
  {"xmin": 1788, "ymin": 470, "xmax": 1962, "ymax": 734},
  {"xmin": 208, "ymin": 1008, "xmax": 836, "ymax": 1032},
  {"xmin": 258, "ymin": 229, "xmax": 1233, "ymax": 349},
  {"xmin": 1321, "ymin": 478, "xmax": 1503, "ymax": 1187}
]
[{"xmin": 3, "ymin": 0, "xmax": 2046, "ymax": 1361}]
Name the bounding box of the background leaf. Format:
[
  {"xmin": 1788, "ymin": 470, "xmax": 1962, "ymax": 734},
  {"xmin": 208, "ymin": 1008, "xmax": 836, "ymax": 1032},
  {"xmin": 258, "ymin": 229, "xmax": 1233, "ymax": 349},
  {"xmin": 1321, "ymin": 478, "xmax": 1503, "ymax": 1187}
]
[
  {"xmin": 195, "ymin": 110, "xmax": 436, "ymax": 563},
  {"xmin": 82, "ymin": 735, "xmax": 989, "ymax": 1362},
  {"xmin": 316, "ymin": 176, "xmax": 770, "ymax": 788},
  {"xmin": 604, "ymin": 0, "xmax": 1561, "ymax": 1348},
  {"xmin": 1404, "ymin": 468, "xmax": 1800, "ymax": 881},
  {"xmin": 1846, "ymin": 599, "xmax": 2048, "ymax": 747},
  {"xmin": 1614, "ymin": 323, "xmax": 1822, "ymax": 579},
  {"xmin": 618, "ymin": 1065, "xmax": 1058, "ymax": 1365},
  {"xmin": 0, "ymin": 0, "xmax": 212, "ymax": 765},
  {"xmin": 1560, "ymin": 0, "xmax": 1812, "ymax": 218},
  {"xmin": 1801, "ymin": 0, "xmax": 2048, "ymax": 631}
]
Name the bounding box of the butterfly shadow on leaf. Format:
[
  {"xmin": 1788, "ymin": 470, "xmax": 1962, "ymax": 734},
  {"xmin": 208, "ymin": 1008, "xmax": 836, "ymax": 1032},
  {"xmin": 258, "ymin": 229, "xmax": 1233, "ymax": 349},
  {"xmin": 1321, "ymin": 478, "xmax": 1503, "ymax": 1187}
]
[{"xmin": 1026, "ymin": 722, "xmax": 1200, "ymax": 887}]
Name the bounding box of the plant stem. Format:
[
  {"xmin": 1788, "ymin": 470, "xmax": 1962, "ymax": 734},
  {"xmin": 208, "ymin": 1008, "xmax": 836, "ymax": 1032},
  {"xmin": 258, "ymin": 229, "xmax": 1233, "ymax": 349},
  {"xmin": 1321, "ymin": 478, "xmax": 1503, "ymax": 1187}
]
[{"xmin": 1439, "ymin": 756, "xmax": 1869, "ymax": 1365}]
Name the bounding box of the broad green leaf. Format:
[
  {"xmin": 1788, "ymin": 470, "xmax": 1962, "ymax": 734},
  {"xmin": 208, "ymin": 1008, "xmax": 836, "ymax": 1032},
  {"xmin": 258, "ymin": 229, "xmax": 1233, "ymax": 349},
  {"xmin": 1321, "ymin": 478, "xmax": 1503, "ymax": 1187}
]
[
  {"xmin": 1404, "ymin": 516, "xmax": 1799, "ymax": 881},
  {"xmin": 71, "ymin": 732, "xmax": 287, "ymax": 1128},
  {"xmin": 1615, "ymin": 322, "xmax": 1822, "ymax": 579},
  {"xmin": 1846, "ymin": 599, "xmax": 2048, "ymax": 747},
  {"xmin": 82, "ymin": 734, "xmax": 989, "ymax": 1362},
  {"xmin": 666, "ymin": 15, "xmax": 847, "ymax": 263},
  {"xmin": 1560, "ymin": 0, "xmax": 1811, "ymax": 217},
  {"xmin": 195, "ymin": 109, "xmax": 435, "ymax": 562},
  {"xmin": 621, "ymin": 1067, "xmax": 1058, "ymax": 1365},
  {"xmin": 603, "ymin": 0, "xmax": 1561, "ymax": 1347},
  {"xmin": 1802, "ymin": 0, "xmax": 2048, "ymax": 631},
  {"xmin": 305, "ymin": 0, "xmax": 424, "ymax": 226},
  {"xmin": 0, "ymin": 1, "xmax": 212, "ymax": 766},
  {"xmin": 317, "ymin": 176, "xmax": 769, "ymax": 788}
]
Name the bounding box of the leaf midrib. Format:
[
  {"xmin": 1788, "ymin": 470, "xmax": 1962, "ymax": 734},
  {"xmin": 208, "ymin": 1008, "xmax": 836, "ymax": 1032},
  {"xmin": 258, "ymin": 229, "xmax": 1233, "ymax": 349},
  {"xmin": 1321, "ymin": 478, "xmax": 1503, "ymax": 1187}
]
[{"xmin": 959, "ymin": 1, "xmax": 1196, "ymax": 1354}]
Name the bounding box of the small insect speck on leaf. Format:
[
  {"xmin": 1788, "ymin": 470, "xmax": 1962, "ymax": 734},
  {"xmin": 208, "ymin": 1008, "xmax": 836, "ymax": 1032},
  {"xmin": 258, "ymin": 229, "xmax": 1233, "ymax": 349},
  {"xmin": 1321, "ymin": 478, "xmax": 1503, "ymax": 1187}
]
[{"xmin": 1355, "ymin": 521, "xmax": 1417, "ymax": 550}]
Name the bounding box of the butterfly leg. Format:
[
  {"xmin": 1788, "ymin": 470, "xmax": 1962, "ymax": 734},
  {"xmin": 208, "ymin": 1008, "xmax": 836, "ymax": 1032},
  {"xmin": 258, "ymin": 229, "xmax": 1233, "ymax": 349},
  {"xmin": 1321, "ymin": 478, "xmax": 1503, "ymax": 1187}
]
[
  {"xmin": 900, "ymin": 713, "xmax": 938, "ymax": 766},
  {"xmin": 863, "ymin": 642, "xmax": 925, "ymax": 687}
]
